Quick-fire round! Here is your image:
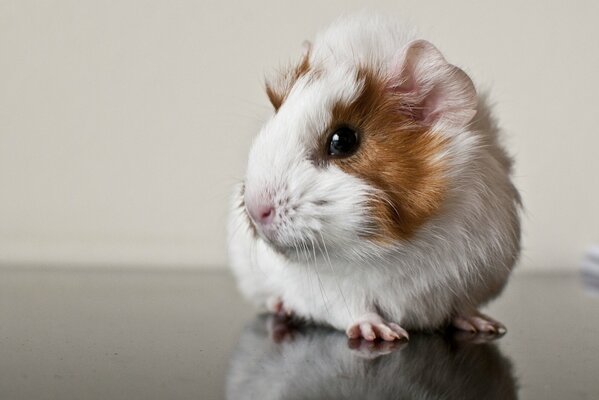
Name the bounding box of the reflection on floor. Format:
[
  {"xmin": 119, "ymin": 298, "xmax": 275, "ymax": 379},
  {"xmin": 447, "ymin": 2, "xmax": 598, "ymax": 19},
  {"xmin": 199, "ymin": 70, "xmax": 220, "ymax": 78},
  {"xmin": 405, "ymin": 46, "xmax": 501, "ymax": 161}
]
[{"xmin": 228, "ymin": 314, "xmax": 517, "ymax": 400}]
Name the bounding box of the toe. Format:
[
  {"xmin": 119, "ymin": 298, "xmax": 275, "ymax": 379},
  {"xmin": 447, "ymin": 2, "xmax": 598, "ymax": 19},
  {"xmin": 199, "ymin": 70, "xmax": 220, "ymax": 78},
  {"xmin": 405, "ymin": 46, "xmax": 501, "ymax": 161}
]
[
  {"xmin": 360, "ymin": 323, "xmax": 376, "ymax": 341},
  {"xmin": 470, "ymin": 316, "xmax": 497, "ymax": 333},
  {"xmin": 478, "ymin": 313, "xmax": 507, "ymax": 334},
  {"xmin": 346, "ymin": 324, "xmax": 361, "ymax": 339},
  {"xmin": 346, "ymin": 315, "xmax": 408, "ymax": 342},
  {"xmin": 453, "ymin": 316, "xmax": 477, "ymax": 332},
  {"xmin": 453, "ymin": 313, "xmax": 507, "ymax": 336},
  {"xmin": 388, "ymin": 323, "xmax": 409, "ymax": 341},
  {"xmin": 373, "ymin": 324, "xmax": 399, "ymax": 341}
]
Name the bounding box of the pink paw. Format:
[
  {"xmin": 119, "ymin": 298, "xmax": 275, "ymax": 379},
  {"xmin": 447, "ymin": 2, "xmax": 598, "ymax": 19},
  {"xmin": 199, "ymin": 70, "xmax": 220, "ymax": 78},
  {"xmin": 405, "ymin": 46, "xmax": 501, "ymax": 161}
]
[
  {"xmin": 452, "ymin": 312, "xmax": 506, "ymax": 335},
  {"xmin": 266, "ymin": 296, "xmax": 293, "ymax": 317},
  {"xmin": 346, "ymin": 313, "xmax": 409, "ymax": 342}
]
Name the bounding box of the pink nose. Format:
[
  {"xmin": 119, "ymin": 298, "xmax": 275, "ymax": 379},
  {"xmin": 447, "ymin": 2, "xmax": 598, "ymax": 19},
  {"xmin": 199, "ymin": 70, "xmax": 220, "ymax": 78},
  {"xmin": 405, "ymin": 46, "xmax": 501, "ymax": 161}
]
[{"xmin": 247, "ymin": 203, "xmax": 275, "ymax": 226}]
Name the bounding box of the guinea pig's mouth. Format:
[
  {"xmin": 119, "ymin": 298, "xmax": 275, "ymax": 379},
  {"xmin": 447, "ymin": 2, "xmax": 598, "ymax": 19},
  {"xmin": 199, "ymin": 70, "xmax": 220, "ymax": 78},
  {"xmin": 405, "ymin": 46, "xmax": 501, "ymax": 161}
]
[
  {"xmin": 267, "ymin": 238, "xmax": 320, "ymax": 261},
  {"xmin": 243, "ymin": 209, "xmax": 318, "ymax": 260},
  {"xmin": 246, "ymin": 217, "xmax": 303, "ymax": 258},
  {"xmin": 264, "ymin": 239, "xmax": 299, "ymax": 258},
  {"xmin": 240, "ymin": 202, "xmax": 289, "ymax": 254},
  {"xmin": 239, "ymin": 184, "xmax": 327, "ymax": 261}
]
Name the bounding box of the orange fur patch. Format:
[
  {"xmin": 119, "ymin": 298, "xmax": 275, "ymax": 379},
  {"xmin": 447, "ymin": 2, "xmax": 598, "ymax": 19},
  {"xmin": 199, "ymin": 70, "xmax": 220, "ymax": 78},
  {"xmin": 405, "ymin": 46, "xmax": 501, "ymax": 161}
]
[{"xmin": 329, "ymin": 69, "xmax": 448, "ymax": 242}]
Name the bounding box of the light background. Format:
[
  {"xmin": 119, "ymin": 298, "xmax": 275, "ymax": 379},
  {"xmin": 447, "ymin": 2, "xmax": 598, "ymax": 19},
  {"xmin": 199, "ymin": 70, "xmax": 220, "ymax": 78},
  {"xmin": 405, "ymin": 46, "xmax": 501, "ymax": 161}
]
[{"xmin": 1, "ymin": 1, "xmax": 597, "ymax": 270}]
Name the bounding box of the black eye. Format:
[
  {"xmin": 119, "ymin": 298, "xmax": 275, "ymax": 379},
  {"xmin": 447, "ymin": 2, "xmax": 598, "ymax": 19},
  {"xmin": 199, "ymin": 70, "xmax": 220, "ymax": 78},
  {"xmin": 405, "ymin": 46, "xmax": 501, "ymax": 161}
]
[{"xmin": 327, "ymin": 127, "xmax": 359, "ymax": 157}]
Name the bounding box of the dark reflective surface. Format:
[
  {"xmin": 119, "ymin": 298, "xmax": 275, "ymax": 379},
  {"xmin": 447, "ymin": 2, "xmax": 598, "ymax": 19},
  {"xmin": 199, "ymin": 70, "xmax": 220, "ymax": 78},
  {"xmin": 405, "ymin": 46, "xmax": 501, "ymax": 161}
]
[
  {"xmin": 1, "ymin": 268, "xmax": 598, "ymax": 399},
  {"xmin": 227, "ymin": 315, "xmax": 517, "ymax": 400}
]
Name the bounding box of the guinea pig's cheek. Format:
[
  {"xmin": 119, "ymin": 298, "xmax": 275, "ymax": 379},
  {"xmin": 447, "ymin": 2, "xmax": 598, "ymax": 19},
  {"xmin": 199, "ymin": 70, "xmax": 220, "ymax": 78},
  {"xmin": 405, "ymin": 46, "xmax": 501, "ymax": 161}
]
[
  {"xmin": 330, "ymin": 133, "xmax": 448, "ymax": 243},
  {"xmin": 348, "ymin": 153, "xmax": 446, "ymax": 244}
]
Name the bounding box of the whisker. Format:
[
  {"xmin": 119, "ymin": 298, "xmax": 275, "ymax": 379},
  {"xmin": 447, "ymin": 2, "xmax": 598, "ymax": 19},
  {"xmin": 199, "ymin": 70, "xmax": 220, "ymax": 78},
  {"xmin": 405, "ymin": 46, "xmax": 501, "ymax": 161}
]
[
  {"xmin": 317, "ymin": 230, "xmax": 353, "ymax": 321},
  {"xmin": 308, "ymin": 236, "xmax": 330, "ymax": 315}
]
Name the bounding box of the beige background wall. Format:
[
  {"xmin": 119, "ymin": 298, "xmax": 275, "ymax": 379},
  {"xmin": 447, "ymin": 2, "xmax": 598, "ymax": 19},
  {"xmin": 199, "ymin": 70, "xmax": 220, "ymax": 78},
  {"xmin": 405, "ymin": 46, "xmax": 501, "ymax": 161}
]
[{"xmin": 1, "ymin": 1, "xmax": 597, "ymax": 269}]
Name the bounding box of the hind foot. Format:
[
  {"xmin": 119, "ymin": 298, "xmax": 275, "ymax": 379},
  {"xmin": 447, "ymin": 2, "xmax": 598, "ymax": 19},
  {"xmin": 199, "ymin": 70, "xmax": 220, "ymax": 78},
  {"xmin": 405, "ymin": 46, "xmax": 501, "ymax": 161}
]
[{"xmin": 452, "ymin": 311, "xmax": 506, "ymax": 335}]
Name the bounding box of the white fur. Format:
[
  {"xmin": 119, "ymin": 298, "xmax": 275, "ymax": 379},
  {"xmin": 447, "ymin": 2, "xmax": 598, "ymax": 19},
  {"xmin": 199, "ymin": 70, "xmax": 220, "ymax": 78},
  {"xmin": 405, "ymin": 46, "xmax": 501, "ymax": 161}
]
[{"xmin": 228, "ymin": 14, "xmax": 521, "ymax": 332}]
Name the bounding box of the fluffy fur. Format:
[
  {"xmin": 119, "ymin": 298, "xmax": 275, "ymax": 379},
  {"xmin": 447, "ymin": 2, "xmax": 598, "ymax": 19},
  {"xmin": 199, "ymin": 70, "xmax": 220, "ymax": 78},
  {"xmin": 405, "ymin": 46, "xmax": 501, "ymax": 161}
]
[{"xmin": 228, "ymin": 14, "xmax": 521, "ymax": 340}]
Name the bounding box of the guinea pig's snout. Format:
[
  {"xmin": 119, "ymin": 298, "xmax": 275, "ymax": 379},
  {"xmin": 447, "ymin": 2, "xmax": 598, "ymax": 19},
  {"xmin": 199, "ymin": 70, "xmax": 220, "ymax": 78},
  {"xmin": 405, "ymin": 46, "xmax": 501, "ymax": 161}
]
[
  {"xmin": 247, "ymin": 202, "xmax": 275, "ymax": 226},
  {"xmin": 244, "ymin": 187, "xmax": 278, "ymax": 233},
  {"xmin": 243, "ymin": 176, "xmax": 296, "ymax": 245}
]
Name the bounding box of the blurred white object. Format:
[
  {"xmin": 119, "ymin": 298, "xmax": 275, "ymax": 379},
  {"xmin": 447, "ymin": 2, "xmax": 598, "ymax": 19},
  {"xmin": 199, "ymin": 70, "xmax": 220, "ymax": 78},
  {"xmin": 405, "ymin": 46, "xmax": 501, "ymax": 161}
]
[{"xmin": 581, "ymin": 245, "xmax": 599, "ymax": 295}]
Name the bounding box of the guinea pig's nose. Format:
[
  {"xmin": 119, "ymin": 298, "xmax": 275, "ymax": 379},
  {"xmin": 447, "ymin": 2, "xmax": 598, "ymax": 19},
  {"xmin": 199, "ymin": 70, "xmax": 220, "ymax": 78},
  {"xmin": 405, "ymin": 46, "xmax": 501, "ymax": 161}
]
[{"xmin": 247, "ymin": 203, "xmax": 275, "ymax": 226}]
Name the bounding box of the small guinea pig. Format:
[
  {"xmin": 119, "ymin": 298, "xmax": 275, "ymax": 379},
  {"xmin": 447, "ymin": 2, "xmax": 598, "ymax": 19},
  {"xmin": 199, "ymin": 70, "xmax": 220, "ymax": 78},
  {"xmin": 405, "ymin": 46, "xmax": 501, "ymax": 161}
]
[{"xmin": 228, "ymin": 14, "xmax": 521, "ymax": 341}]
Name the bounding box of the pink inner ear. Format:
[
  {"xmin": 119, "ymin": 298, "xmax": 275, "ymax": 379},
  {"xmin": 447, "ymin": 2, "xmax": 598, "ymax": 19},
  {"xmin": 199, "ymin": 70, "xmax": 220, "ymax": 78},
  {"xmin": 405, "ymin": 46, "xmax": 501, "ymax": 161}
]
[
  {"xmin": 389, "ymin": 40, "xmax": 478, "ymax": 128},
  {"xmin": 421, "ymin": 87, "xmax": 443, "ymax": 125},
  {"xmin": 389, "ymin": 69, "xmax": 427, "ymax": 122}
]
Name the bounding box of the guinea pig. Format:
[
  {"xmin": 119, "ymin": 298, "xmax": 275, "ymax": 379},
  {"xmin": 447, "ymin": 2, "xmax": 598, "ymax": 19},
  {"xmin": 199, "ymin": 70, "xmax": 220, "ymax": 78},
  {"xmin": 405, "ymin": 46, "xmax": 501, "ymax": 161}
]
[{"xmin": 228, "ymin": 14, "xmax": 521, "ymax": 341}]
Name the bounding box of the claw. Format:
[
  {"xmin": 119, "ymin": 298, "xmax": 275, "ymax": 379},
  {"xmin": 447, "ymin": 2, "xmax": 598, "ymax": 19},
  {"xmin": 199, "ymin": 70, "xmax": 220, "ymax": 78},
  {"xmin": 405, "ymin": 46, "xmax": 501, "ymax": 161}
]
[
  {"xmin": 452, "ymin": 312, "xmax": 506, "ymax": 336},
  {"xmin": 346, "ymin": 313, "xmax": 409, "ymax": 342}
]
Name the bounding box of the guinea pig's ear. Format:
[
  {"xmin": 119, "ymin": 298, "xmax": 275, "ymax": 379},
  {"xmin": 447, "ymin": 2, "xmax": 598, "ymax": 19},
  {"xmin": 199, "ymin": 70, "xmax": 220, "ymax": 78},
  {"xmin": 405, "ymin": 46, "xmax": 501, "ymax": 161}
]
[
  {"xmin": 390, "ymin": 40, "xmax": 477, "ymax": 128},
  {"xmin": 265, "ymin": 41, "xmax": 311, "ymax": 111}
]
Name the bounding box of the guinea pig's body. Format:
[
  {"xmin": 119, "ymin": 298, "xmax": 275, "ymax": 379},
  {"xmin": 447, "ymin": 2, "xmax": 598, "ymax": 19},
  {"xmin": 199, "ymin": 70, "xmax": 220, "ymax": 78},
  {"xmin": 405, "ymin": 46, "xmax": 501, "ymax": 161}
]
[{"xmin": 228, "ymin": 14, "xmax": 521, "ymax": 341}]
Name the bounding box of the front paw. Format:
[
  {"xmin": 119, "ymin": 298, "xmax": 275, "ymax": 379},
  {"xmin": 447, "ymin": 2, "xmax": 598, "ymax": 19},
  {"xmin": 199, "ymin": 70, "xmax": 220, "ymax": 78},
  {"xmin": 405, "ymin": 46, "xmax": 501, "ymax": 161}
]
[
  {"xmin": 346, "ymin": 313, "xmax": 409, "ymax": 342},
  {"xmin": 266, "ymin": 296, "xmax": 293, "ymax": 317}
]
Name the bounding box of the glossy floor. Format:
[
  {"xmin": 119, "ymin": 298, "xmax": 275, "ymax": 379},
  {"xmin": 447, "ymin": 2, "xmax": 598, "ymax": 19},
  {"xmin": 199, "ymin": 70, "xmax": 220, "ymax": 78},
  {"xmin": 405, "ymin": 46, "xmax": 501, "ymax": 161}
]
[{"xmin": 1, "ymin": 268, "xmax": 597, "ymax": 399}]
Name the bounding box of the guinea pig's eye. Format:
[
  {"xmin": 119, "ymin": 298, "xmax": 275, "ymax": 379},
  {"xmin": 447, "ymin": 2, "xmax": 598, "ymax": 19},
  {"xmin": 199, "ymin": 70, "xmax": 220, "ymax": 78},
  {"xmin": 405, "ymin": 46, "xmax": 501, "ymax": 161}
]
[{"xmin": 327, "ymin": 127, "xmax": 359, "ymax": 157}]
